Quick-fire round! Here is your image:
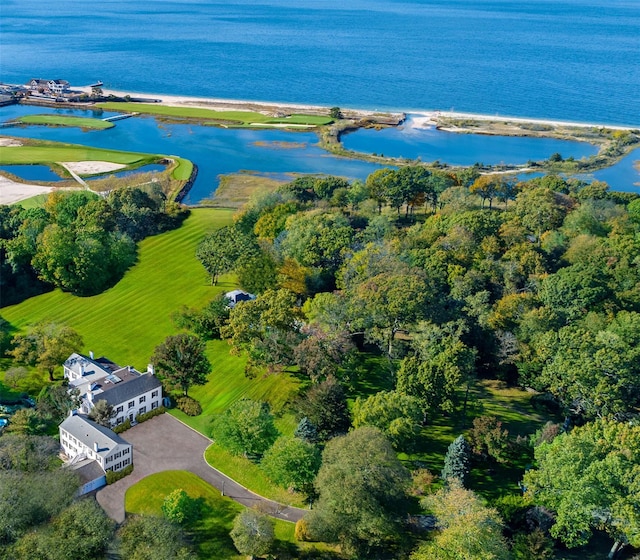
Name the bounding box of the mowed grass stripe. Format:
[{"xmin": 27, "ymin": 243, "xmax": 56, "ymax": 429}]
[{"xmin": 1, "ymin": 208, "xmax": 233, "ymax": 366}]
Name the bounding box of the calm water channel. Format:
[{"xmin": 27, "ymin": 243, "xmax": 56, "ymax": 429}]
[{"xmin": 1, "ymin": 105, "xmax": 638, "ymax": 200}]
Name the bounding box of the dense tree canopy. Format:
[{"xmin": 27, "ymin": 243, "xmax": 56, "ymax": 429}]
[
  {"xmin": 307, "ymin": 427, "xmax": 410, "ymax": 558},
  {"xmin": 523, "ymin": 419, "xmax": 640, "ymax": 555}
]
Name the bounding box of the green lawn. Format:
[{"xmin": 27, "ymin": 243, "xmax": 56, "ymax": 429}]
[
  {"xmin": 1, "ymin": 208, "xmax": 235, "ymax": 371},
  {"xmin": 204, "ymin": 444, "xmax": 307, "ymax": 508},
  {"xmin": 12, "ymin": 193, "xmax": 51, "ymax": 209},
  {"xmin": 125, "ymin": 470, "xmax": 309, "ymax": 560},
  {"xmin": 0, "ymin": 140, "xmax": 155, "ymax": 166},
  {"xmin": 16, "ymin": 114, "xmax": 114, "ymax": 130},
  {"xmin": 96, "ymin": 102, "xmax": 332, "ymax": 127}
]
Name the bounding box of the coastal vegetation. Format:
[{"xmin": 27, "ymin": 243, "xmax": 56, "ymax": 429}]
[
  {"xmin": 96, "ymin": 101, "xmax": 333, "ymax": 128},
  {"xmin": 2, "ymin": 166, "xmax": 640, "ymax": 559}
]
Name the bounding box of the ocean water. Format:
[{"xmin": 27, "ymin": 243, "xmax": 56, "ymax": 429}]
[{"xmin": 1, "ymin": 0, "xmax": 639, "ymax": 125}]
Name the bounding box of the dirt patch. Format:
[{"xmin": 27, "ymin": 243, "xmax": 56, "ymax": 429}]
[
  {"xmin": 60, "ymin": 161, "xmax": 127, "ymax": 175},
  {"xmin": 0, "ymin": 138, "xmax": 24, "ymax": 147}
]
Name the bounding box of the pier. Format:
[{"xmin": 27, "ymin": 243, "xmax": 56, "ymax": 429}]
[{"xmin": 102, "ymin": 112, "xmax": 139, "ymax": 122}]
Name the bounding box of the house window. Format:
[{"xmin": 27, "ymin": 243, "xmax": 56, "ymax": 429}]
[
  {"xmin": 152, "ymin": 401, "xmax": 158, "ymax": 410},
  {"xmin": 152, "ymin": 390, "xmax": 158, "ymax": 398},
  {"xmin": 116, "ymin": 405, "xmax": 123, "ymax": 413},
  {"xmin": 139, "ymin": 395, "xmax": 146, "ymax": 403},
  {"xmin": 117, "ymin": 417, "xmax": 123, "ymax": 425},
  {"xmin": 139, "ymin": 406, "xmax": 146, "ymax": 414},
  {"xmin": 124, "ymin": 458, "xmax": 130, "ymax": 466},
  {"xmin": 123, "ymin": 448, "xmax": 129, "ymax": 455},
  {"xmin": 128, "ymin": 401, "xmax": 135, "ymax": 408}
]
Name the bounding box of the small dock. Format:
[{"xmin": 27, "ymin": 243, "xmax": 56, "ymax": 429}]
[{"xmin": 102, "ymin": 112, "xmax": 139, "ymax": 122}]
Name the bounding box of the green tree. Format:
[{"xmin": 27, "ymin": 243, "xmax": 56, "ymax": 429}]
[
  {"xmin": 297, "ymin": 376, "xmax": 351, "ymax": 442},
  {"xmin": 365, "ymin": 168, "xmax": 394, "ymax": 214},
  {"xmin": 230, "ymin": 509, "xmax": 275, "ymax": 559},
  {"xmin": 211, "ymin": 399, "xmax": 279, "ymax": 460},
  {"xmin": 6, "ymin": 408, "xmax": 46, "ymax": 435},
  {"xmin": 441, "ymin": 435, "xmax": 471, "ymax": 486},
  {"xmin": 294, "ymin": 417, "xmax": 318, "ymax": 444},
  {"xmin": 172, "ymin": 294, "xmax": 230, "ymax": 339},
  {"xmin": 352, "ymin": 390, "xmax": 422, "ymax": 449},
  {"xmin": 329, "ymin": 106, "xmax": 342, "ymax": 119},
  {"xmin": 117, "ymin": 515, "xmax": 197, "ymax": 560},
  {"xmin": 0, "ymin": 469, "xmax": 79, "ymax": 544},
  {"xmin": 523, "ymin": 419, "xmax": 640, "ymax": 557},
  {"xmin": 412, "ymin": 480, "xmax": 511, "ymax": 560},
  {"xmin": 9, "ymin": 322, "xmax": 83, "ymax": 382},
  {"xmin": 222, "ymin": 288, "xmax": 303, "ymax": 373},
  {"xmin": 3, "ymin": 366, "xmax": 27, "ymax": 388},
  {"xmin": 36, "ymin": 384, "xmax": 81, "ymax": 423},
  {"xmin": 0, "ymin": 434, "xmax": 59, "ymax": 472},
  {"xmin": 396, "ymin": 321, "xmax": 476, "ymax": 421},
  {"xmin": 162, "ymin": 489, "xmax": 200, "ymax": 525},
  {"xmin": 307, "ymin": 427, "xmax": 410, "ymax": 558},
  {"xmin": 87, "ymin": 399, "xmax": 114, "ymax": 427},
  {"xmin": 151, "ymin": 333, "xmax": 211, "ymax": 396},
  {"xmin": 196, "ymin": 225, "xmax": 258, "ymax": 285},
  {"xmin": 260, "ymin": 436, "xmax": 321, "ymax": 495}
]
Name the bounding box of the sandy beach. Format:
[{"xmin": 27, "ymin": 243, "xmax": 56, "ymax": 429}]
[
  {"xmin": 83, "ymin": 87, "xmax": 638, "ymax": 131},
  {"xmin": 0, "ymin": 176, "xmax": 58, "ymax": 205}
]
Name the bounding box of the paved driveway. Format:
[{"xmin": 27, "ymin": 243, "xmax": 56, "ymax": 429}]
[{"xmin": 96, "ymin": 414, "xmax": 306, "ymax": 523}]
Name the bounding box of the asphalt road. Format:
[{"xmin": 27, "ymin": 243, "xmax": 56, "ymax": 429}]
[{"xmin": 95, "ymin": 414, "xmax": 307, "ymax": 523}]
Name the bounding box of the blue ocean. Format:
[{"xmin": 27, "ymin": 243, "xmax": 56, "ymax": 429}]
[{"xmin": 1, "ymin": 0, "xmax": 639, "ymax": 126}]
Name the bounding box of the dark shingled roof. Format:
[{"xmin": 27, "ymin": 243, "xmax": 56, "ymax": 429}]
[{"xmin": 100, "ymin": 373, "xmax": 162, "ymax": 407}]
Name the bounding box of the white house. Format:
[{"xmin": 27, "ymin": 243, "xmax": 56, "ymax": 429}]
[
  {"xmin": 27, "ymin": 78, "xmax": 70, "ymax": 96},
  {"xmin": 60, "ymin": 412, "xmax": 132, "ymax": 482},
  {"xmin": 64, "ymin": 353, "xmax": 162, "ymax": 428}
]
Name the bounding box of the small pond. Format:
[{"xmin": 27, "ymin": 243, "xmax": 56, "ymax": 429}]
[{"xmin": 0, "ymin": 164, "xmax": 63, "ymax": 182}]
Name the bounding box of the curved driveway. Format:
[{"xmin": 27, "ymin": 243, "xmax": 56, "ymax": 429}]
[{"xmin": 95, "ymin": 414, "xmax": 306, "ymax": 523}]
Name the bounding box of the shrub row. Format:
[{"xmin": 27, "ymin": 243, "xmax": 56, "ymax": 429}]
[
  {"xmin": 106, "ymin": 463, "xmax": 133, "ymax": 484},
  {"xmin": 113, "ymin": 418, "xmax": 131, "ymax": 434},
  {"xmin": 135, "ymin": 406, "xmax": 166, "ymax": 423}
]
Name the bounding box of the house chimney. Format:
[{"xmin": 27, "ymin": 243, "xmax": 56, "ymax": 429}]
[
  {"xmin": 147, "ymin": 364, "xmax": 155, "ymax": 376},
  {"xmin": 89, "ymin": 351, "xmax": 94, "ymax": 360},
  {"xmin": 93, "ymin": 442, "xmax": 99, "ymax": 452},
  {"xmin": 87, "ymin": 391, "xmax": 93, "ymax": 403},
  {"xmin": 80, "ymin": 363, "xmax": 85, "ymax": 376}
]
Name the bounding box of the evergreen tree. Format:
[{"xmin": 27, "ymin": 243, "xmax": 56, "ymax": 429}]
[
  {"xmin": 441, "ymin": 435, "xmax": 471, "ymax": 486},
  {"xmin": 294, "ymin": 417, "xmax": 318, "ymax": 444}
]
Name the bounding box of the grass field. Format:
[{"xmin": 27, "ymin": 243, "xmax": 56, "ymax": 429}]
[
  {"xmin": 96, "ymin": 102, "xmax": 332, "ymax": 127},
  {"xmin": 125, "ymin": 470, "xmax": 317, "ymax": 560},
  {"xmin": 1, "ymin": 208, "xmax": 235, "ymax": 369},
  {"xmin": 16, "ymin": 114, "xmax": 115, "ymax": 130},
  {"xmin": 0, "ymin": 139, "xmax": 156, "ymax": 167}
]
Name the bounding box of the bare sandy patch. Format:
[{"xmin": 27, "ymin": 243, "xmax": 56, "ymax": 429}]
[
  {"xmin": 0, "ymin": 138, "xmax": 24, "ymax": 147},
  {"xmin": 60, "ymin": 161, "xmax": 127, "ymax": 175},
  {"xmin": 0, "ymin": 175, "xmax": 57, "ymax": 204}
]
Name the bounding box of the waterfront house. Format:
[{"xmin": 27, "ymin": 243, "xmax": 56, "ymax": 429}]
[
  {"xmin": 27, "ymin": 78, "xmax": 70, "ymax": 96},
  {"xmin": 64, "ymin": 352, "xmax": 162, "ymax": 427},
  {"xmin": 59, "ymin": 412, "xmax": 132, "ymax": 494}
]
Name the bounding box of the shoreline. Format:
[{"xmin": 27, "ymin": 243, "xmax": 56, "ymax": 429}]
[{"xmin": 86, "ymin": 87, "xmax": 639, "ymax": 132}]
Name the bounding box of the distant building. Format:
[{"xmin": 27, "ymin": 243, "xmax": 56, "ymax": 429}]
[
  {"xmin": 59, "ymin": 413, "xmax": 132, "ymax": 494},
  {"xmin": 64, "ymin": 352, "xmax": 162, "ymax": 427},
  {"xmin": 224, "ymin": 289, "xmax": 256, "ymax": 308},
  {"xmin": 27, "ymin": 78, "xmax": 70, "ymax": 96}
]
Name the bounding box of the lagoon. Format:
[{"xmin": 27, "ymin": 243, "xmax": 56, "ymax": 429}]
[
  {"xmin": 341, "ymin": 122, "xmax": 599, "ymax": 166},
  {"xmin": 1, "ymin": 104, "xmax": 639, "ymax": 198}
]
